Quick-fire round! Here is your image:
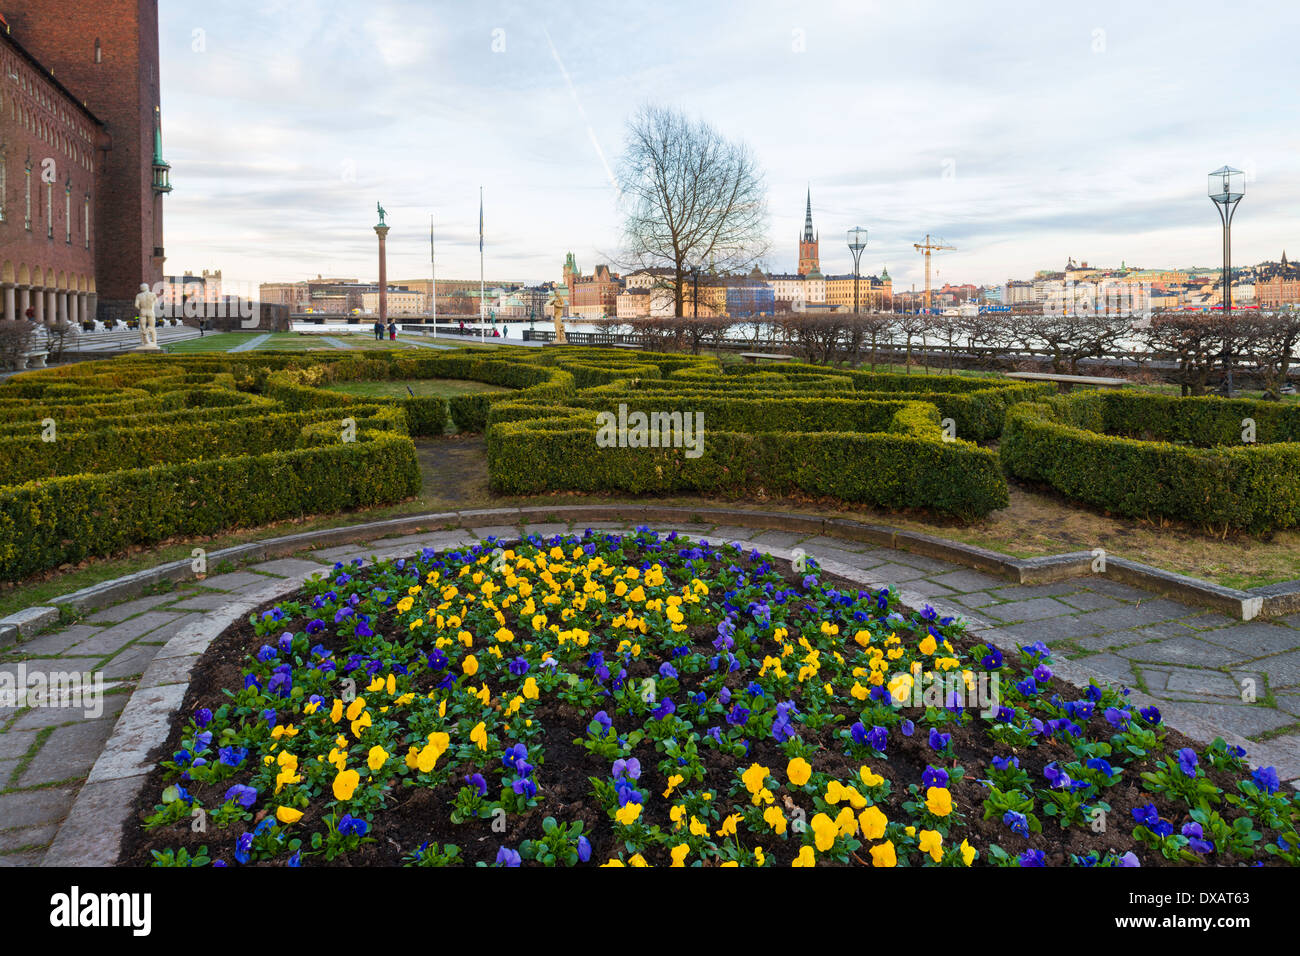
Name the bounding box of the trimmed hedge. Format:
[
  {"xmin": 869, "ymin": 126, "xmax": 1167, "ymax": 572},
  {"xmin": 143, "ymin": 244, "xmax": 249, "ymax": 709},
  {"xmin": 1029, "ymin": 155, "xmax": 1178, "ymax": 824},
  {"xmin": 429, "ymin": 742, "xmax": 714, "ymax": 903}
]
[
  {"xmin": 0, "ymin": 433, "xmax": 420, "ymax": 581},
  {"xmin": 486, "ymin": 410, "xmax": 1007, "ymax": 520},
  {"xmin": 0, "ymin": 355, "xmax": 429, "ymax": 581},
  {"xmin": 1001, "ymin": 394, "xmax": 1300, "ymax": 532}
]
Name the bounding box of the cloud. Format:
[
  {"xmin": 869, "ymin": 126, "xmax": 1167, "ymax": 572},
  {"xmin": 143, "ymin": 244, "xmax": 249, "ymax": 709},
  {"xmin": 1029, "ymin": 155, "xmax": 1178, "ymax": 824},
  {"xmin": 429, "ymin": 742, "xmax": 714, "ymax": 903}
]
[{"xmin": 157, "ymin": 0, "xmax": 1299, "ymax": 291}]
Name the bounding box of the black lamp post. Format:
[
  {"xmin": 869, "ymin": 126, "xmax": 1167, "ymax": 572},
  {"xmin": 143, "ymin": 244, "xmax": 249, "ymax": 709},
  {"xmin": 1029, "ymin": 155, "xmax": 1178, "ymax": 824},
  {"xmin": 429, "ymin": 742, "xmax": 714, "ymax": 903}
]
[
  {"xmin": 1209, "ymin": 166, "xmax": 1245, "ymax": 395},
  {"xmin": 691, "ymin": 266, "xmax": 700, "ymax": 318},
  {"xmin": 847, "ymin": 226, "xmax": 867, "ymax": 313}
]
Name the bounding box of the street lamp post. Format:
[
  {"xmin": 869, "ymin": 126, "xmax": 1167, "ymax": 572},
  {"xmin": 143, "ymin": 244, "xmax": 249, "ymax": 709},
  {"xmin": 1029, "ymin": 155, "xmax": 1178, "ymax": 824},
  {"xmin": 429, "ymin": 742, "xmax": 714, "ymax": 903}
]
[
  {"xmin": 847, "ymin": 226, "xmax": 868, "ymax": 314},
  {"xmin": 691, "ymin": 266, "xmax": 700, "ymax": 318},
  {"xmin": 1209, "ymin": 166, "xmax": 1245, "ymax": 396}
]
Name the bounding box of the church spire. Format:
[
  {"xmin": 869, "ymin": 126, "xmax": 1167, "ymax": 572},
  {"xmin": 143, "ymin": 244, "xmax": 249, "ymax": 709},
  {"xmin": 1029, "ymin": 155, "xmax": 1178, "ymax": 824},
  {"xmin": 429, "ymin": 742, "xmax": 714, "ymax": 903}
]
[{"xmin": 803, "ymin": 187, "xmax": 814, "ymax": 242}]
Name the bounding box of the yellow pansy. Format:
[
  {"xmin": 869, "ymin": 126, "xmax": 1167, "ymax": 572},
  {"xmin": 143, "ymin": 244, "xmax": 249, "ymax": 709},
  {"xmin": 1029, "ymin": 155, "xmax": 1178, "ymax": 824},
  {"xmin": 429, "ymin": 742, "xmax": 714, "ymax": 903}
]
[
  {"xmin": 470, "ymin": 722, "xmax": 488, "ymax": 751},
  {"xmin": 960, "ymin": 839, "xmax": 976, "ymax": 866},
  {"xmin": 670, "ymin": 844, "xmax": 690, "ymax": 867},
  {"xmin": 741, "ymin": 763, "xmax": 770, "ymax": 795},
  {"xmin": 811, "ymin": 812, "xmax": 837, "ymax": 852},
  {"xmin": 858, "ymin": 805, "xmax": 888, "ymax": 841},
  {"xmin": 792, "ymin": 845, "xmax": 816, "ymax": 867},
  {"xmin": 860, "ymin": 766, "xmax": 885, "ymax": 788},
  {"xmin": 462, "ymin": 655, "xmax": 479, "ymax": 677},
  {"xmin": 615, "ymin": 803, "xmax": 642, "ymax": 826},
  {"xmin": 925, "ymin": 787, "xmax": 953, "ymax": 817},
  {"xmin": 764, "ymin": 805, "xmax": 788, "ymax": 834},
  {"xmin": 919, "ymin": 828, "xmax": 943, "ymax": 863},
  {"xmin": 367, "ymin": 745, "xmax": 389, "ymax": 772},
  {"xmin": 870, "ymin": 841, "xmax": 897, "ymax": 867},
  {"xmin": 275, "ymin": 806, "xmax": 303, "ymax": 825},
  {"xmin": 333, "ymin": 768, "xmax": 360, "ymax": 801},
  {"xmin": 786, "ymin": 757, "xmax": 812, "ymax": 787},
  {"xmin": 663, "ymin": 774, "xmax": 684, "ymax": 798}
]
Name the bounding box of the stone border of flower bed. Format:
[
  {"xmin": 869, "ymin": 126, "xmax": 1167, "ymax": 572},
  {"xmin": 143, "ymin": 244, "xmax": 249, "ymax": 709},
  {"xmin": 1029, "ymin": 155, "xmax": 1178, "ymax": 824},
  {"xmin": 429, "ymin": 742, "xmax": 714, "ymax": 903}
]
[
  {"xmin": 37, "ymin": 519, "xmax": 1300, "ymax": 866},
  {"xmin": 4, "ymin": 505, "xmax": 1297, "ymax": 653}
]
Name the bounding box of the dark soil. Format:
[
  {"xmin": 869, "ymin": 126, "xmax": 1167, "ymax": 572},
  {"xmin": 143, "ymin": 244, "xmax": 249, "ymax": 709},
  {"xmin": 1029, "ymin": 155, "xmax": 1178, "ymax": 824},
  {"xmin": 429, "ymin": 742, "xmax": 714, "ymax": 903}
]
[{"xmin": 120, "ymin": 544, "xmax": 1283, "ymax": 868}]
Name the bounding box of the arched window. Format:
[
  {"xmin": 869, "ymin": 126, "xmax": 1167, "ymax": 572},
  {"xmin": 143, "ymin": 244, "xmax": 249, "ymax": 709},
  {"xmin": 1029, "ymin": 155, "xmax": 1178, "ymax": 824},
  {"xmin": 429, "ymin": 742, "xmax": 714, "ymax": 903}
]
[{"xmin": 94, "ymin": 39, "xmax": 102, "ymax": 64}]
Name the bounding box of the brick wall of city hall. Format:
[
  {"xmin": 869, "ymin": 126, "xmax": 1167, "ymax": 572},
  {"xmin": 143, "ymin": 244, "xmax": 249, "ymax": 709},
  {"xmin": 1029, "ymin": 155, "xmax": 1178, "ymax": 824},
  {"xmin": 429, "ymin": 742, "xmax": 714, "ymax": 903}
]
[{"xmin": 4, "ymin": 1, "xmax": 165, "ymax": 320}]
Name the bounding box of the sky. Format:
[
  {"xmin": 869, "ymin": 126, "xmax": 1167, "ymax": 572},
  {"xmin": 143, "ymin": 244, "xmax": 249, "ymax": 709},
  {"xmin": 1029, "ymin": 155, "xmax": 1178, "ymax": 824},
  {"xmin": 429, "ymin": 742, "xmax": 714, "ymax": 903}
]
[{"xmin": 158, "ymin": 0, "xmax": 1300, "ymax": 294}]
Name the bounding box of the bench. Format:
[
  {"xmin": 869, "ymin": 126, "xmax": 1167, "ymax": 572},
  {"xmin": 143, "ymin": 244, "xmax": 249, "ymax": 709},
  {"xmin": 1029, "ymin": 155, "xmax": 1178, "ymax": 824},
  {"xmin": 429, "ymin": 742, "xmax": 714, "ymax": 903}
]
[
  {"xmin": 738, "ymin": 352, "xmax": 795, "ymax": 363},
  {"xmin": 1004, "ymin": 371, "xmax": 1131, "ymax": 392},
  {"xmin": 5, "ymin": 350, "xmax": 48, "ymax": 371}
]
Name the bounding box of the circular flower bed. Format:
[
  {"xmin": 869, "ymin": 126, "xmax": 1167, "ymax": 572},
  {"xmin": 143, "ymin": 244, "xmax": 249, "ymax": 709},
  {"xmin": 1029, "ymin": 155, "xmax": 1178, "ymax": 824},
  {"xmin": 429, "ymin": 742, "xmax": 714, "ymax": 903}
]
[{"xmin": 125, "ymin": 528, "xmax": 1299, "ymax": 867}]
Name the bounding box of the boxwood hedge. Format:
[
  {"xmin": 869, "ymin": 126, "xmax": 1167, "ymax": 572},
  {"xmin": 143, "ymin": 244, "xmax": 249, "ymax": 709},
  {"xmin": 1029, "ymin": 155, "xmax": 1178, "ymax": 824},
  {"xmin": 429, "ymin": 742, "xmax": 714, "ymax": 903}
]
[{"xmin": 1001, "ymin": 392, "xmax": 1300, "ymax": 532}]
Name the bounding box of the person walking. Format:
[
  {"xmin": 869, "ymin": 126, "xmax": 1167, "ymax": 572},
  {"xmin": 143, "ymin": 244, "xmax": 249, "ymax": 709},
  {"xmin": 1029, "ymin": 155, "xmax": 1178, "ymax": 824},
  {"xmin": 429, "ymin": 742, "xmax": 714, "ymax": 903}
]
[
  {"xmin": 373, "ymin": 318, "xmax": 383, "ymax": 341},
  {"xmin": 388, "ymin": 320, "xmax": 397, "ymax": 341}
]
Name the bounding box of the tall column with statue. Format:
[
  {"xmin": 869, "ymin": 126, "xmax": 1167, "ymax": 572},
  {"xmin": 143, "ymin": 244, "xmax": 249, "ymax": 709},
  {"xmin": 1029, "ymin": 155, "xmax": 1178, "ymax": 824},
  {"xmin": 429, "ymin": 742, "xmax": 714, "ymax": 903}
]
[{"xmin": 375, "ymin": 203, "xmax": 390, "ymax": 328}]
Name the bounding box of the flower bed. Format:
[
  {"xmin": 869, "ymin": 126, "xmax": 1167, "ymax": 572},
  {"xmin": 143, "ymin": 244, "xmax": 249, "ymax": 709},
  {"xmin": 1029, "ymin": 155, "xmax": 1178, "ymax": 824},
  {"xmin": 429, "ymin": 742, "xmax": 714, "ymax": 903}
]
[{"xmin": 125, "ymin": 528, "xmax": 1299, "ymax": 867}]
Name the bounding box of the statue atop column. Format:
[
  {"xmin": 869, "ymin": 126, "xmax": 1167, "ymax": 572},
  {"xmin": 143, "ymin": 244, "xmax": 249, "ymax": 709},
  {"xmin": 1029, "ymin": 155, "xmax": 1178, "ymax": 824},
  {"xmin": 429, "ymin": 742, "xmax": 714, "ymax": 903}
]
[
  {"xmin": 377, "ymin": 202, "xmax": 387, "ymax": 226},
  {"xmin": 133, "ymin": 283, "xmax": 161, "ymax": 350}
]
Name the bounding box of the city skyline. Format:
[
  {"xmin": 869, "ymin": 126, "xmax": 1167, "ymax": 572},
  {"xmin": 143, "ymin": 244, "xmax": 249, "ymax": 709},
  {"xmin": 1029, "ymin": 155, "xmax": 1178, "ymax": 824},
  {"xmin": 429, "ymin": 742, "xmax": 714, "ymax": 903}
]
[{"xmin": 159, "ymin": 0, "xmax": 1299, "ymax": 291}]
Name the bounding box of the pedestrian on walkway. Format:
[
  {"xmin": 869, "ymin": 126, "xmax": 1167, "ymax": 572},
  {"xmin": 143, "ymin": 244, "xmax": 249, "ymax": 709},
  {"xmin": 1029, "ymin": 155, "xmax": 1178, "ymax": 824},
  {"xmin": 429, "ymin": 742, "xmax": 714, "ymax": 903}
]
[{"xmin": 388, "ymin": 320, "xmax": 397, "ymax": 341}]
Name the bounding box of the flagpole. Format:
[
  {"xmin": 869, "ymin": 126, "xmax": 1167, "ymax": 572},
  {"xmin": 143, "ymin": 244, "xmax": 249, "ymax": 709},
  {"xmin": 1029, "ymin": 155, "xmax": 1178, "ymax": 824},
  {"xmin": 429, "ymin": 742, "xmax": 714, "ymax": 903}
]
[
  {"xmin": 479, "ymin": 186, "xmax": 485, "ymax": 342},
  {"xmin": 436, "ymin": 210, "xmax": 441, "ymax": 330}
]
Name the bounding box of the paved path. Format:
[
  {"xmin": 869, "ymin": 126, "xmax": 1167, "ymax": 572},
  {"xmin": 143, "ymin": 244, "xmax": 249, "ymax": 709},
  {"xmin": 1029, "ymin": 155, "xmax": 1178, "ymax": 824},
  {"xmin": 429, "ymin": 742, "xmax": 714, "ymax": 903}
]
[
  {"xmin": 227, "ymin": 333, "xmax": 271, "ymax": 353},
  {"xmin": 320, "ymin": 336, "xmax": 357, "ymax": 350},
  {"xmin": 3, "ymin": 518, "xmax": 1298, "ymax": 865}
]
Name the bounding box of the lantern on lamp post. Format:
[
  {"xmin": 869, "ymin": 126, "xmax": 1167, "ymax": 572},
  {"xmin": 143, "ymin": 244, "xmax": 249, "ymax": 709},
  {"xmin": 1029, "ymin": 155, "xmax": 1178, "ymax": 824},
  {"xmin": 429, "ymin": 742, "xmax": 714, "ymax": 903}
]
[
  {"xmin": 847, "ymin": 226, "xmax": 868, "ymax": 313},
  {"xmin": 1208, "ymin": 166, "xmax": 1245, "ymax": 395}
]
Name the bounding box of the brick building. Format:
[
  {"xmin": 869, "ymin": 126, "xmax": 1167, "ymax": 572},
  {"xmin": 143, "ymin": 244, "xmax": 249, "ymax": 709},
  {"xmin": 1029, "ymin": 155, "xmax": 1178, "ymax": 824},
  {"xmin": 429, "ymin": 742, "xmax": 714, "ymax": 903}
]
[
  {"xmin": 1, "ymin": 3, "xmax": 170, "ymax": 324},
  {"xmin": 563, "ymin": 255, "xmax": 621, "ymax": 320},
  {"xmin": 1256, "ymin": 252, "xmax": 1300, "ymax": 309}
]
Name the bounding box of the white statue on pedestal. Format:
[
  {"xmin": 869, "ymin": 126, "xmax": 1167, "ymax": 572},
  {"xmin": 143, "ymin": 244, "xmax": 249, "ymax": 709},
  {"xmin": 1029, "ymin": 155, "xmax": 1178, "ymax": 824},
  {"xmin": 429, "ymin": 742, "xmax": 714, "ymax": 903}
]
[{"xmin": 134, "ymin": 283, "xmax": 160, "ymax": 349}]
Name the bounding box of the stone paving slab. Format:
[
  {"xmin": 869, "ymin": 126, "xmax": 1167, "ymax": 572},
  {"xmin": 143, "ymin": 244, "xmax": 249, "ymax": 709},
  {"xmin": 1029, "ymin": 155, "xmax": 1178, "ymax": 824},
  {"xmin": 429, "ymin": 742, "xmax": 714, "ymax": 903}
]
[
  {"xmin": 0, "ymin": 787, "xmax": 75, "ymax": 831},
  {"xmin": 17, "ymin": 719, "xmax": 116, "ymax": 788},
  {"xmin": 1255, "ymin": 651, "xmax": 1300, "ymax": 689},
  {"xmin": 981, "ymin": 597, "xmax": 1077, "ymax": 623},
  {"xmin": 85, "ymin": 593, "xmax": 187, "ymax": 625},
  {"xmin": 1163, "ymin": 668, "xmax": 1244, "ymax": 698},
  {"xmin": 1196, "ymin": 622, "xmax": 1300, "ymax": 657},
  {"xmin": 63, "ymin": 613, "xmax": 184, "ymax": 658},
  {"xmin": 250, "ymin": 557, "xmax": 336, "ymax": 579},
  {"xmin": 1056, "ymin": 590, "xmax": 1125, "ymax": 612},
  {"xmin": 2, "ymin": 625, "xmax": 102, "ymax": 658},
  {"xmin": 1120, "ymin": 636, "xmax": 1256, "ymax": 668},
  {"xmin": 163, "ymin": 591, "xmax": 238, "ymax": 612},
  {"xmin": 195, "ymin": 570, "xmax": 274, "ymax": 591}
]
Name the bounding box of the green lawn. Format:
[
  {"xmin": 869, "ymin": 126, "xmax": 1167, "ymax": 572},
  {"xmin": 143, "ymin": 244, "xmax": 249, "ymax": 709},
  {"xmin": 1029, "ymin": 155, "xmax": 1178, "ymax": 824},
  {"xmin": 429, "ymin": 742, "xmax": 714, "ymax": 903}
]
[
  {"xmin": 162, "ymin": 331, "xmax": 511, "ymax": 354},
  {"xmin": 322, "ymin": 379, "xmax": 511, "ymax": 399},
  {"xmin": 161, "ymin": 332, "xmax": 260, "ymax": 353}
]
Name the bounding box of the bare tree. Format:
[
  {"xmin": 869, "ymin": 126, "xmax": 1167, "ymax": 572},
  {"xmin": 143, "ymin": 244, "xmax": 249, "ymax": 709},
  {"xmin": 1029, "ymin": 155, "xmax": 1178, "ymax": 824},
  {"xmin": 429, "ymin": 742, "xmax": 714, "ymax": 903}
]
[
  {"xmin": 1238, "ymin": 312, "xmax": 1300, "ymax": 400},
  {"xmin": 617, "ymin": 105, "xmax": 769, "ymax": 317},
  {"xmin": 892, "ymin": 312, "xmax": 933, "ymax": 373},
  {"xmin": 1140, "ymin": 314, "xmax": 1226, "ymax": 396}
]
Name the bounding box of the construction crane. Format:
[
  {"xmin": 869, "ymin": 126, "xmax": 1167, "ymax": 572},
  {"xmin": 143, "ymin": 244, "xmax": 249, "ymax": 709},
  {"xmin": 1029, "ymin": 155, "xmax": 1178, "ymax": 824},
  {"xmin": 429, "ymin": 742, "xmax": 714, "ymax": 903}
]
[{"xmin": 913, "ymin": 234, "xmax": 955, "ymax": 313}]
